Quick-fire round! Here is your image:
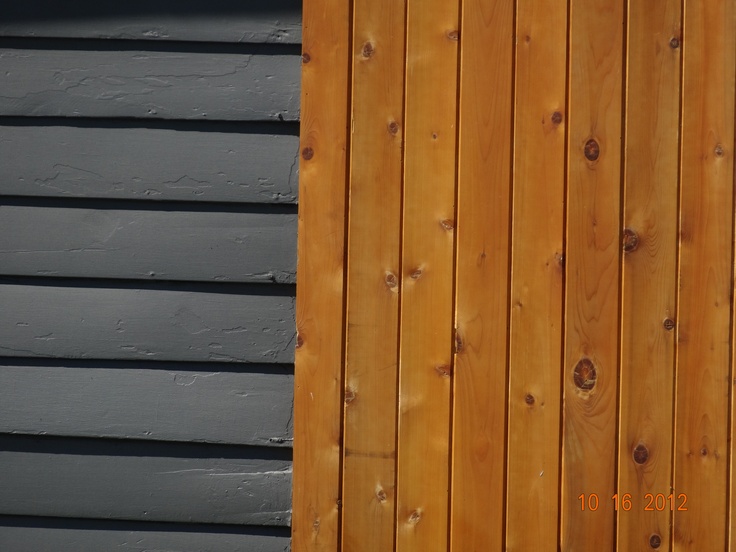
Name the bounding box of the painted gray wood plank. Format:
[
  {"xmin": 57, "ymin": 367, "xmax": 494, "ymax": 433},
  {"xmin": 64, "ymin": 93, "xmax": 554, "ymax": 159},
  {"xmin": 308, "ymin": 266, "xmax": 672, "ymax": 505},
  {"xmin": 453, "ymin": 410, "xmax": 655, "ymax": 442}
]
[
  {"xmin": 0, "ymin": 364, "xmax": 293, "ymax": 446},
  {"xmin": 1, "ymin": 0, "xmax": 301, "ymax": 44},
  {"xmin": 0, "ymin": 285, "xmax": 296, "ymax": 363},
  {"xmin": 0, "ymin": 206, "xmax": 296, "ymax": 283},
  {"xmin": 0, "ymin": 450, "xmax": 291, "ymax": 526},
  {"xmin": 0, "ymin": 49, "xmax": 300, "ymax": 121},
  {"xmin": 0, "ymin": 525, "xmax": 290, "ymax": 552},
  {"xmin": 0, "ymin": 124, "xmax": 299, "ymax": 203}
]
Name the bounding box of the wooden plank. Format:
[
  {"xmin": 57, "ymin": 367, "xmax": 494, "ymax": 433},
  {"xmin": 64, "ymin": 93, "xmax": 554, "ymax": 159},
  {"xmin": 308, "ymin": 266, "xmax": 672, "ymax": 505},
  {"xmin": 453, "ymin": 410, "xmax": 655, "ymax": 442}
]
[
  {"xmin": 504, "ymin": 0, "xmax": 566, "ymax": 549},
  {"xmin": 0, "ymin": 284, "xmax": 295, "ymax": 363},
  {"xmin": 0, "ymin": 522, "xmax": 290, "ymax": 552},
  {"xmin": 0, "ymin": 443, "xmax": 291, "ymax": 526},
  {"xmin": 0, "ymin": 205, "xmax": 296, "ymax": 284},
  {"xmin": 0, "ymin": 363, "xmax": 293, "ymax": 446},
  {"xmin": 674, "ymin": 0, "xmax": 735, "ymax": 549},
  {"xmin": 0, "ymin": 48, "xmax": 299, "ymax": 121},
  {"xmin": 291, "ymin": 0, "xmax": 350, "ymax": 548},
  {"xmin": 340, "ymin": 0, "xmax": 404, "ymax": 549},
  {"xmin": 617, "ymin": 1, "xmax": 681, "ymax": 550},
  {"xmin": 0, "ymin": 124, "xmax": 299, "ymax": 204},
  {"xmin": 561, "ymin": 0, "xmax": 624, "ymax": 549},
  {"xmin": 451, "ymin": 0, "xmax": 513, "ymax": 550},
  {"xmin": 396, "ymin": 2, "xmax": 458, "ymax": 551},
  {"xmin": 0, "ymin": 0, "xmax": 301, "ymax": 44}
]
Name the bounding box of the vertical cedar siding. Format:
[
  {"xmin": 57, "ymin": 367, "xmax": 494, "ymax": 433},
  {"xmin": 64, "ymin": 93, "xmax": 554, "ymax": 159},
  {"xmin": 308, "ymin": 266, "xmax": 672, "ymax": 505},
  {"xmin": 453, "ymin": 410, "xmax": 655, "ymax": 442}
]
[{"xmin": 296, "ymin": 0, "xmax": 736, "ymax": 550}]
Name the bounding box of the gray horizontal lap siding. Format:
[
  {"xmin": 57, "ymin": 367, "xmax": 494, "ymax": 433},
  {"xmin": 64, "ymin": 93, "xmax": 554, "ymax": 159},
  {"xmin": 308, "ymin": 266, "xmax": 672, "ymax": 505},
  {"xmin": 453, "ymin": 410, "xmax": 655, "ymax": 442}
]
[
  {"xmin": 0, "ymin": 5, "xmax": 298, "ymax": 550},
  {"xmin": 0, "ymin": 205, "xmax": 297, "ymax": 283},
  {"xmin": 0, "ymin": 123, "xmax": 299, "ymax": 203},
  {"xmin": 0, "ymin": 46, "xmax": 300, "ymax": 121},
  {"xmin": 1, "ymin": 0, "xmax": 301, "ymax": 44},
  {"xmin": 0, "ymin": 361, "xmax": 294, "ymax": 446},
  {"xmin": 0, "ymin": 439, "xmax": 292, "ymax": 526},
  {"xmin": 0, "ymin": 518, "xmax": 291, "ymax": 552}
]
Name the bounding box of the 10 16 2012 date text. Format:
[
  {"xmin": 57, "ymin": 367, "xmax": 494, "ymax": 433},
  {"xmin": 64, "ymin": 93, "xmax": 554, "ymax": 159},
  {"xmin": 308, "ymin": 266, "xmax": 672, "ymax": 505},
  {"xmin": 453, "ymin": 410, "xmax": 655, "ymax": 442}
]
[{"xmin": 577, "ymin": 493, "xmax": 688, "ymax": 511}]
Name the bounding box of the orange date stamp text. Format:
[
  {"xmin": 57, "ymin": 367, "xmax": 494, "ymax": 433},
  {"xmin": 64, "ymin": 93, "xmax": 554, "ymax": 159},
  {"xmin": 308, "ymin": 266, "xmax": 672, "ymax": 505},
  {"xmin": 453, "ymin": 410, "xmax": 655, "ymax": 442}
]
[{"xmin": 578, "ymin": 492, "xmax": 688, "ymax": 511}]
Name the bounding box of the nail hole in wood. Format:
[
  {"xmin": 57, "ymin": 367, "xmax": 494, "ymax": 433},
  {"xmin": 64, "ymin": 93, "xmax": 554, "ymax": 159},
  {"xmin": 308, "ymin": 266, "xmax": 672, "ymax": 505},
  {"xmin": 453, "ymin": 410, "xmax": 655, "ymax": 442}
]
[
  {"xmin": 455, "ymin": 330, "xmax": 464, "ymax": 354},
  {"xmin": 573, "ymin": 358, "xmax": 597, "ymax": 390},
  {"xmin": 557, "ymin": 253, "xmax": 565, "ymax": 269},
  {"xmin": 435, "ymin": 364, "xmax": 451, "ymax": 378}
]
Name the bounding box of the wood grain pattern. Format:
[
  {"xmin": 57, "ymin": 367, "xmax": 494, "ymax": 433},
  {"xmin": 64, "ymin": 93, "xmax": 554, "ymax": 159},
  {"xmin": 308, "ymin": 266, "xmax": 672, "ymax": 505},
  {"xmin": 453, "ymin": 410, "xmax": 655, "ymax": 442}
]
[
  {"xmin": 0, "ymin": 124, "xmax": 299, "ymax": 204},
  {"xmin": 504, "ymin": 0, "xmax": 566, "ymax": 549},
  {"xmin": 562, "ymin": 0, "xmax": 624, "ymax": 549},
  {"xmin": 289, "ymin": 2, "xmax": 736, "ymax": 548},
  {"xmin": 617, "ymin": 1, "xmax": 681, "ymax": 550},
  {"xmin": 0, "ymin": 48, "xmax": 299, "ymax": 121},
  {"xmin": 341, "ymin": 0, "xmax": 404, "ymax": 549},
  {"xmin": 291, "ymin": 0, "xmax": 350, "ymax": 549},
  {"xmin": 674, "ymin": 0, "xmax": 735, "ymax": 549},
  {"xmin": 0, "ymin": 446, "xmax": 291, "ymax": 526},
  {"xmin": 0, "ymin": 0, "xmax": 301, "ymax": 44},
  {"xmin": 0, "ymin": 363, "xmax": 293, "ymax": 446},
  {"xmin": 0, "ymin": 205, "xmax": 296, "ymax": 283},
  {"xmin": 451, "ymin": 0, "xmax": 513, "ymax": 550},
  {"xmin": 396, "ymin": 2, "xmax": 458, "ymax": 550},
  {"xmin": 0, "ymin": 284, "xmax": 295, "ymax": 363}
]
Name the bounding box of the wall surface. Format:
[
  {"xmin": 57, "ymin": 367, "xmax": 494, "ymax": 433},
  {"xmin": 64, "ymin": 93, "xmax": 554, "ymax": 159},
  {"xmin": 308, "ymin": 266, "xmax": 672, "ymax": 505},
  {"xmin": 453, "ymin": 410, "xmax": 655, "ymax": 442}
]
[
  {"xmin": 293, "ymin": 0, "xmax": 736, "ymax": 551},
  {"xmin": 0, "ymin": 2, "xmax": 301, "ymax": 550}
]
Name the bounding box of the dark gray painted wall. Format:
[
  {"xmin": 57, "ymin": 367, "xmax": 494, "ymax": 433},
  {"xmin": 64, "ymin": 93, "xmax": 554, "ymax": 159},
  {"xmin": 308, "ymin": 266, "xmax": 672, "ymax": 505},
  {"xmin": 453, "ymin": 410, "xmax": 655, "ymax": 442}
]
[
  {"xmin": 0, "ymin": 45, "xmax": 300, "ymax": 121},
  {"xmin": 0, "ymin": 362, "xmax": 294, "ymax": 446},
  {"xmin": 1, "ymin": 283, "xmax": 295, "ymax": 362},
  {"xmin": 1, "ymin": 1, "xmax": 301, "ymax": 44},
  {"xmin": 0, "ymin": 3, "xmax": 299, "ymax": 549},
  {"xmin": 0, "ymin": 123, "xmax": 299, "ymax": 203},
  {"xmin": 0, "ymin": 436, "xmax": 291, "ymax": 526},
  {"xmin": 0, "ymin": 520, "xmax": 290, "ymax": 552},
  {"xmin": 0, "ymin": 205, "xmax": 297, "ymax": 282}
]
